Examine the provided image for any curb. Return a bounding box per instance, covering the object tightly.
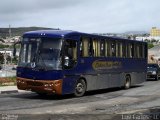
[0,90,18,94]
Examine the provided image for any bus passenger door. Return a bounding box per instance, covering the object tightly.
[63,39,78,70]
[62,39,78,94]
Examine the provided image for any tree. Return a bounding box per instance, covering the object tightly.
[12,56,18,64]
[0,53,4,64]
[6,55,11,64]
[148,43,154,49]
[151,39,156,43]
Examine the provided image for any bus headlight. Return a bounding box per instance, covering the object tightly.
[44,83,54,87]
[44,83,49,87]
[152,71,156,75]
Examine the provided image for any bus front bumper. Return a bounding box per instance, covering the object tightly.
[16,77,63,95]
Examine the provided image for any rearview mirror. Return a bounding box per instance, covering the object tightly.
[13,41,21,57]
[13,47,16,57]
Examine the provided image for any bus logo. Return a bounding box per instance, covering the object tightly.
[92,60,122,70]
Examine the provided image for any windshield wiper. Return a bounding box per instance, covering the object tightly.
[23,53,37,68]
[36,52,48,71]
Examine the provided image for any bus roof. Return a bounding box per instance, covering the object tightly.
[23,30,80,38]
[23,30,146,43]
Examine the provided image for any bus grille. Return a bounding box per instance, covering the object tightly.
[147,72,152,75]
[27,81,43,86]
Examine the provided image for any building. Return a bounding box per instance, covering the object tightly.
[150,27,160,37]
[148,45,160,65]
[136,27,160,41]
[0,49,13,57]
[0,49,20,57]
[136,36,160,41]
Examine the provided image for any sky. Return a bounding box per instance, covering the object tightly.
[0,0,160,33]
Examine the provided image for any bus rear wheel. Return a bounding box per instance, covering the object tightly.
[74,79,86,97]
[124,76,131,89]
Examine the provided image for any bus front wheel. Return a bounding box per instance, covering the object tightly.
[74,79,86,97]
[124,76,131,89]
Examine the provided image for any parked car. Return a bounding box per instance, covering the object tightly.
[147,63,160,80]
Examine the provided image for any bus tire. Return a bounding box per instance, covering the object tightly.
[155,75,159,81]
[74,79,86,97]
[124,75,131,89]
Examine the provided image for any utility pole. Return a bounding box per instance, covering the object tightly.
[9,24,13,64]
[9,24,12,38]
[4,49,7,77]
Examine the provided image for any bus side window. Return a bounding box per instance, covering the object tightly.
[122,43,126,58]
[89,39,93,56]
[80,37,91,57]
[143,44,148,58]
[136,44,141,58]
[111,41,116,57]
[139,44,143,58]
[145,44,148,59]
[142,44,146,58]
[134,43,137,58]
[64,40,77,69]
[127,43,133,58]
[100,40,105,57]
[105,40,111,57]
[93,39,100,57]
[134,43,143,58]
[116,42,122,58]
[131,43,134,58]
[137,45,140,58]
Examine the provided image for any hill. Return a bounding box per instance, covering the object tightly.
[124,31,149,35]
[0,27,59,38]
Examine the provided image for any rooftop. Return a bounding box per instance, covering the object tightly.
[23,30,80,38]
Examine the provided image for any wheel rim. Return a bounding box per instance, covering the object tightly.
[125,77,130,89]
[76,83,84,93]
[125,80,130,88]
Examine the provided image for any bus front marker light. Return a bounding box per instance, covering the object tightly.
[21,80,25,84]
[54,80,61,87]
[44,83,49,87]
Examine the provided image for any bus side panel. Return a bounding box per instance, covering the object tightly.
[98,74,110,89]
[86,73,122,91]
[85,72,146,92]
[85,75,99,91]
[62,75,79,95]
[108,73,122,88]
[130,72,146,85]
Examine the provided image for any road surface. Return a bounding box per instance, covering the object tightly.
[0,80,160,120]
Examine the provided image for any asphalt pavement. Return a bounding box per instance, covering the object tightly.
[0,81,160,120]
[0,86,24,94]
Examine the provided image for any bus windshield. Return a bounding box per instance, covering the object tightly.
[19,38,62,70]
